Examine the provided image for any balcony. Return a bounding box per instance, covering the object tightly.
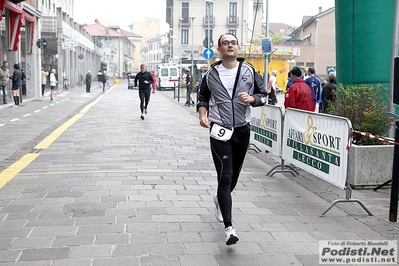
[202,16,215,28]
[226,16,239,28]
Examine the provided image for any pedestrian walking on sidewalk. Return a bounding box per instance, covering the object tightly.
[197,33,267,246]
[0,61,10,104]
[135,64,154,120]
[11,64,21,107]
[97,70,102,87]
[41,68,48,96]
[184,69,195,107]
[99,70,107,92]
[85,70,92,93]
[151,70,157,93]
[49,69,57,102]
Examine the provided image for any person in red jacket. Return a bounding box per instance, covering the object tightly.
[151,70,157,93]
[284,66,315,112]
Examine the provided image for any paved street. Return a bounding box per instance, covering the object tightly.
[0,80,398,266]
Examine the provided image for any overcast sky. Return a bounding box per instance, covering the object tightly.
[74,0,335,30]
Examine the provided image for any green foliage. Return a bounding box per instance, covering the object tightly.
[271,33,284,45]
[326,84,393,145]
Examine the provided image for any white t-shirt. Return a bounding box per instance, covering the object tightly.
[215,62,239,98]
[268,75,276,93]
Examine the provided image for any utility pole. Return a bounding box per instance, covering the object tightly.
[190,16,196,75]
[263,0,269,89]
[169,5,173,63]
[205,0,213,70]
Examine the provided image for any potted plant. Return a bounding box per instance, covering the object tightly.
[326,83,394,188]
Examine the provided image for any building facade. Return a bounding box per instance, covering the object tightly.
[165,0,263,73]
[289,7,336,77]
[39,0,102,89]
[1,0,41,100]
[82,22,142,77]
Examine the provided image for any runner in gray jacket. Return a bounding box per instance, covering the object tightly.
[197,33,267,246]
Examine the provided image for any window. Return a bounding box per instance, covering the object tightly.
[181,29,189,44]
[229,2,238,23]
[161,68,168,76]
[228,29,237,36]
[205,30,213,44]
[205,2,214,23]
[182,2,189,23]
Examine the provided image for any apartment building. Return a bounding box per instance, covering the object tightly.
[165,0,263,73]
[39,0,103,88]
[289,6,336,77]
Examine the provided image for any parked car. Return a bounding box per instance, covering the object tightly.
[127,73,136,89]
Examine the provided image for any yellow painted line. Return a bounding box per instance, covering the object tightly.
[80,100,99,114]
[34,113,83,150]
[0,154,40,189]
[0,84,119,189]
[36,84,117,149]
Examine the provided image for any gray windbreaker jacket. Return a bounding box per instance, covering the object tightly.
[197,58,267,128]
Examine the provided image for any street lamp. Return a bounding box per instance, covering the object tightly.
[314,18,319,70]
[190,16,196,76]
[178,17,184,78]
[205,0,213,69]
[169,28,173,63]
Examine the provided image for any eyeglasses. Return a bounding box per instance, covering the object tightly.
[221,40,238,46]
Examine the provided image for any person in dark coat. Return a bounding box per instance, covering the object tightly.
[321,74,337,113]
[11,64,21,108]
[85,70,92,93]
[99,70,107,92]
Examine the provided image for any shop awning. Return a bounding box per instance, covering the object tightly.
[0,0,4,21]
[4,0,24,51]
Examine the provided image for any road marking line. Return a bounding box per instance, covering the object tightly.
[35,113,83,150]
[10,118,19,122]
[0,85,118,189]
[34,110,41,113]
[0,124,5,128]
[42,106,48,109]
[23,114,31,117]
[0,153,40,189]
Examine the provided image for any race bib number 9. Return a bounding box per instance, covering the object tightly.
[210,124,234,142]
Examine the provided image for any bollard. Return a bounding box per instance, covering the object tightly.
[389,120,399,222]
[177,82,180,102]
[173,82,176,99]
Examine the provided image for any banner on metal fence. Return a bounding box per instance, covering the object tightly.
[250,105,283,156]
[281,109,352,189]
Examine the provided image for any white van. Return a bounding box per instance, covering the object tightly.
[157,63,180,90]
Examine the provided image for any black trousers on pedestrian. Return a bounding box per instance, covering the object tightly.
[41,84,45,95]
[86,83,91,92]
[210,124,250,226]
[139,88,151,113]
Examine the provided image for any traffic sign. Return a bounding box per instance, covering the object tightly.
[78,54,84,60]
[54,54,61,59]
[203,37,214,48]
[203,48,214,60]
[261,38,272,54]
[36,38,47,49]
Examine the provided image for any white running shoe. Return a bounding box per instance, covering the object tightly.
[225,226,239,245]
[213,193,223,223]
